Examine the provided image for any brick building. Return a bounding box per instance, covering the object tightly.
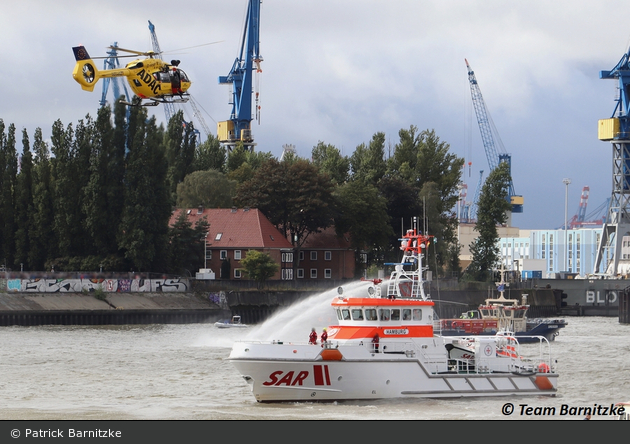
[170,207,356,280]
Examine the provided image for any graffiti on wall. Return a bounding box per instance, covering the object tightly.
[4,278,190,293]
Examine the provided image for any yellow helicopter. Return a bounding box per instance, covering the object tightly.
[72,45,192,106]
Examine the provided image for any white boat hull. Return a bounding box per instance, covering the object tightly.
[214,322,248,329]
[229,338,558,402]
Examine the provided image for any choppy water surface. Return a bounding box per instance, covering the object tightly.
[1,285,629,420]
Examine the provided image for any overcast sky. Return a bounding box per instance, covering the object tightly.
[2,0,629,231]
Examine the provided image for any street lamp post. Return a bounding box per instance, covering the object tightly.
[204,232,208,269]
[456,184,463,243]
[563,178,571,272]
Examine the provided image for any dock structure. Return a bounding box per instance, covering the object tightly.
[620,287,630,324]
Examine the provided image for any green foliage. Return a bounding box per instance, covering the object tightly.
[311,141,350,185]
[0,109,467,279]
[168,211,210,275]
[240,250,279,284]
[176,169,237,209]
[165,111,197,203]
[235,157,336,248]
[333,181,393,253]
[93,285,106,301]
[193,134,226,173]
[465,162,512,282]
[349,132,387,186]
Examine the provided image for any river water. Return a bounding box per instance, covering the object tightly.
[1,283,629,421]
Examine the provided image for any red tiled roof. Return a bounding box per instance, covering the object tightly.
[170,208,293,249]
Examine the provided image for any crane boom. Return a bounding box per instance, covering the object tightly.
[217,0,262,151]
[465,59,523,219]
[594,44,630,275]
[99,42,131,107]
[148,20,176,122]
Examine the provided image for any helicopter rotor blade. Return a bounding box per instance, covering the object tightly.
[107,46,158,56]
[161,41,224,54]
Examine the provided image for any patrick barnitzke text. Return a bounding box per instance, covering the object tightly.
[23,429,121,438]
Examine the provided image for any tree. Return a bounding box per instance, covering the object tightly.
[311,141,349,185]
[384,127,464,275]
[1,123,18,268]
[176,169,237,209]
[168,211,209,275]
[118,110,171,272]
[14,129,35,270]
[240,250,279,286]
[31,128,54,270]
[349,132,387,186]
[377,177,423,263]
[165,111,197,203]
[387,125,422,185]
[333,181,393,274]
[465,161,512,282]
[83,105,117,258]
[193,133,226,172]
[235,158,335,248]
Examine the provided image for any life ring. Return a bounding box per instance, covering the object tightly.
[537,363,550,373]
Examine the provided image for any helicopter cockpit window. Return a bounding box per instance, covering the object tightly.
[158,72,170,83]
[178,69,189,82]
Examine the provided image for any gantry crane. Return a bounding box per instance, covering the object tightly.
[148,20,210,143]
[465,59,524,226]
[217,0,262,151]
[99,42,131,108]
[594,44,630,275]
[148,21,176,123]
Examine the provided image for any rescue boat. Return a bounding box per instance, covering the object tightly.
[228,229,558,402]
[437,269,568,343]
[215,315,249,329]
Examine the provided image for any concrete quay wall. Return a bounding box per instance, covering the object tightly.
[0,282,563,326]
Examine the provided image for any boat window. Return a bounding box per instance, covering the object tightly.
[336,309,343,321]
[391,309,400,321]
[351,309,364,321]
[365,308,377,321]
[402,309,411,321]
[341,309,351,320]
[379,309,390,321]
[413,308,422,320]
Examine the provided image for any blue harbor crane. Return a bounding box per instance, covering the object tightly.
[594,44,630,275]
[99,43,131,109]
[218,0,262,151]
[148,20,176,123]
[465,59,524,225]
[148,20,206,144]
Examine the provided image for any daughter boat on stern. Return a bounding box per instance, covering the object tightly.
[228,228,558,403]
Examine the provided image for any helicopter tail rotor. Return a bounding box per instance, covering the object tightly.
[72,46,101,92]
